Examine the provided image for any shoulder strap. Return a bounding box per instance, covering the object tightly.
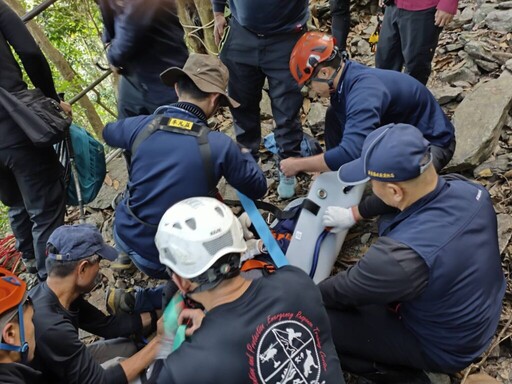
[131,115,217,196]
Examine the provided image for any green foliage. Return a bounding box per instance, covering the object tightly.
[0,203,10,238]
[21,0,118,132]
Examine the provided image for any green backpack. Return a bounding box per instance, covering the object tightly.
[58,124,106,206]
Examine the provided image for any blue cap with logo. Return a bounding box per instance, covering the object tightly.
[46,224,118,262]
[338,123,432,185]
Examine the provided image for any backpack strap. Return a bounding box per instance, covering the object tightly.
[126,115,217,228]
[241,259,276,274]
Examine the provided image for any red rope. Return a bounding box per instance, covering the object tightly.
[0,235,23,274]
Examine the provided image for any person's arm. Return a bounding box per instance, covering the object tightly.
[435,0,458,26]
[34,319,127,384]
[279,153,331,177]
[0,1,59,100]
[319,237,429,309]
[119,336,161,382]
[322,77,391,171]
[103,115,149,151]
[215,134,268,199]
[212,0,228,46]
[77,297,143,338]
[106,0,160,67]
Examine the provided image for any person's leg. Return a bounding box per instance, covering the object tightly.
[118,75,152,119]
[398,7,442,85]
[6,146,65,279]
[222,59,266,159]
[264,67,303,161]
[110,227,169,313]
[327,305,441,377]
[375,4,404,72]
[330,0,351,51]
[431,138,456,172]
[0,154,37,272]
[88,338,138,364]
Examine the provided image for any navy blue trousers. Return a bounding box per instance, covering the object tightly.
[117,74,179,119]
[375,5,442,85]
[330,0,351,51]
[219,18,304,159]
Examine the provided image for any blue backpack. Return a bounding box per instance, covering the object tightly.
[57,124,106,206]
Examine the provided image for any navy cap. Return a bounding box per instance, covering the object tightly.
[338,123,432,185]
[46,224,118,262]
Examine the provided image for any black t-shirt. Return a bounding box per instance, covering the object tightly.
[157,266,345,384]
[29,282,142,384]
[0,362,47,384]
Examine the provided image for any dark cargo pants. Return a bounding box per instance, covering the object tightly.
[0,145,66,279]
[375,5,442,85]
[330,0,351,51]
[219,18,304,160]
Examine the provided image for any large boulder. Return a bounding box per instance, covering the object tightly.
[447,72,512,171]
[89,155,128,210]
[485,9,512,32]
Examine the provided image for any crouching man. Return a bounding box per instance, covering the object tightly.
[29,224,161,384]
[154,197,345,383]
[320,124,505,383]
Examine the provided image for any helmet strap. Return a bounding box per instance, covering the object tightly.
[0,303,29,362]
[187,254,241,296]
[310,64,343,92]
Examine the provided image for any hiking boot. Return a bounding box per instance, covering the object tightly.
[110,252,134,272]
[105,287,136,315]
[22,258,37,274]
[277,172,296,199]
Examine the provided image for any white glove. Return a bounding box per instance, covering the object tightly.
[241,239,263,261]
[322,206,356,233]
[238,212,255,240]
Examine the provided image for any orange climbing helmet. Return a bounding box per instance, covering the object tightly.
[0,268,26,317]
[290,32,338,86]
[0,268,29,357]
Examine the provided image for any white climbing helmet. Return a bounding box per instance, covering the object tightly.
[156,197,247,279]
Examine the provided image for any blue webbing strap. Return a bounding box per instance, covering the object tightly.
[237,191,288,268]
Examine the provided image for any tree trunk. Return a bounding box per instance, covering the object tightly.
[5,0,105,138]
[176,0,217,55]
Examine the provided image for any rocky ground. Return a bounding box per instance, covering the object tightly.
[11,0,512,382]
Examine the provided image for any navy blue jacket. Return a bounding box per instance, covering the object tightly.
[380,176,505,371]
[324,61,455,170]
[99,0,188,95]
[212,0,308,35]
[103,105,267,268]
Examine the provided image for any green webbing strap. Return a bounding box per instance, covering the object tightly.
[163,293,187,351]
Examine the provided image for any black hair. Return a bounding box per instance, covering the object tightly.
[189,253,241,293]
[46,255,100,278]
[176,76,211,101]
[312,52,343,78]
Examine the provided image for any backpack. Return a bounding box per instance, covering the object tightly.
[57,124,106,206]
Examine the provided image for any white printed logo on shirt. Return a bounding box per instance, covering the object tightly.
[246,313,326,384]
